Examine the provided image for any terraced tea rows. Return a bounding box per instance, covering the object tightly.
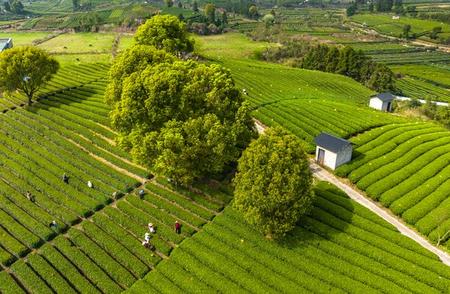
[225,60,400,151]
[0,76,230,293]
[336,122,450,250]
[129,182,450,293]
[0,63,108,112]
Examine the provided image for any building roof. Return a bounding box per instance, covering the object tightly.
[315,132,351,153]
[371,92,395,102]
[0,38,12,51]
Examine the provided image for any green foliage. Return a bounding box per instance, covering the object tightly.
[111,60,255,185]
[346,3,357,17]
[233,127,314,239]
[0,46,59,105]
[248,5,258,19]
[376,0,393,12]
[337,122,450,245]
[299,44,396,92]
[134,14,194,54]
[204,3,215,23]
[130,182,450,293]
[105,45,174,105]
[9,0,24,14]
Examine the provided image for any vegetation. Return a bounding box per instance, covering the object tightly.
[336,122,450,247]
[129,182,450,293]
[0,46,59,105]
[109,58,255,186]
[134,15,194,55]
[234,127,314,239]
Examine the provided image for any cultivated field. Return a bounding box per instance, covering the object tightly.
[0,66,231,292]
[222,58,400,151]
[129,182,450,293]
[336,122,450,250]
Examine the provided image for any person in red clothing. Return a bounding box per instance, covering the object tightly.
[175,221,181,234]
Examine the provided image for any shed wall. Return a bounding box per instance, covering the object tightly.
[315,146,338,170]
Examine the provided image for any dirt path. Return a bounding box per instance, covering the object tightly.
[310,161,450,266]
[254,119,450,266]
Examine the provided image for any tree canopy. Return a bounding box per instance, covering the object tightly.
[233,127,314,240]
[108,58,255,185]
[0,46,59,105]
[134,15,194,55]
[105,45,175,105]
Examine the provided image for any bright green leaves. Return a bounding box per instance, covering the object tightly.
[0,46,59,105]
[134,15,194,55]
[106,17,255,186]
[233,127,314,239]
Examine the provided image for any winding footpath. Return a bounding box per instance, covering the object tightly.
[310,162,450,266]
[254,119,450,266]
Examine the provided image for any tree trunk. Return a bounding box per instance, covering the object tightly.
[27,94,33,106]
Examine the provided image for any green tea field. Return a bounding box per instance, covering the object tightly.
[336,122,450,250]
[0,66,231,293]
[129,182,450,293]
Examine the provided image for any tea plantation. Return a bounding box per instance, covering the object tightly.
[337,122,450,250]
[128,182,450,293]
[0,67,231,292]
[224,59,402,151]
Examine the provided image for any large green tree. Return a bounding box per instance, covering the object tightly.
[109,60,255,185]
[105,45,174,105]
[134,15,194,55]
[233,127,314,240]
[0,46,59,105]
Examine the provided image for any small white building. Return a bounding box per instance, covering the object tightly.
[369,93,395,112]
[0,38,13,52]
[314,133,352,170]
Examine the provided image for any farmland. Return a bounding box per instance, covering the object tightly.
[37,33,115,54]
[0,65,231,292]
[196,33,450,249]
[336,122,450,250]
[129,182,450,293]
[1,2,450,292]
[350,13,450,42]
[194,34,402,151]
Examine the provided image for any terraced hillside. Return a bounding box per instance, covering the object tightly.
[224,59,401,151]
[336,122,450,250]
[0,73,231,293]
[129,182,450,293]
[0,63,108,113]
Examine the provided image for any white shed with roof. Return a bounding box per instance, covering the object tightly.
[369,92,395,112]
[314,133,352,170]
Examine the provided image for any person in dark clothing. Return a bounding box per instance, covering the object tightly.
[62,173,69,184]
[175,221,181,234]
[49,220,58,229]
[138,189,145,199]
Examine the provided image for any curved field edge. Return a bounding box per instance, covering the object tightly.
[336,122,450,251]
[127,182,450,293]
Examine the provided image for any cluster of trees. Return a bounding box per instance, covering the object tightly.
[74,12,101,32]
[3,0,24,14]
[418,12,450,25]
[395,99,450,128]
[299,45,396,92]
[186,3,228,35]
[261,42,396,92]
[106,15,255,186]
[106,15,314,239]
